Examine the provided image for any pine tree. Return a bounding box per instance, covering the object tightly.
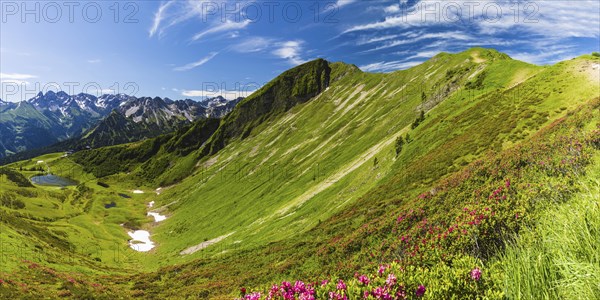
[395,135,405,155]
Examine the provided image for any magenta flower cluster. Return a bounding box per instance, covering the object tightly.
[470,268,482,281]
[265,281,316,300]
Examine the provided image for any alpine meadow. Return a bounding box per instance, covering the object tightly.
[1,1,599,299]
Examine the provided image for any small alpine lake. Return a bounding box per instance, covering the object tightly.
[30,174,78,187]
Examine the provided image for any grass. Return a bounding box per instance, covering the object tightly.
[499,159,600,300]
[0,48,598,298]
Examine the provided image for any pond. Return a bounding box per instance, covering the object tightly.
[30,174,77,187]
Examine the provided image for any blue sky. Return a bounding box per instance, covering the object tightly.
[1,0,599,102]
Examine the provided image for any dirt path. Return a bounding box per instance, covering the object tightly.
[276,130,402,216]
[180,232,235,255]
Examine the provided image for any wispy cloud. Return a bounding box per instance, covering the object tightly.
[192,20,251,41]
[173,52,219,71]
[359,60,423,73]
[356,34,401,45]
[362,31,473,53]
[0,73,37,85]
[149,1,173,38]
[233,37,309,65]
[148,0,252,42]
[87,59,102,64]
[273,41,306,65]
[336,0,358,8]
[233,37,273,53]
[0,73,37,80]
[506,43,577,65]
[344,0,600,40]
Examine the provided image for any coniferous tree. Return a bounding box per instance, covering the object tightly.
[395,135,405,155]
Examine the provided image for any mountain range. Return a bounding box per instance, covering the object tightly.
[0,92,241,159]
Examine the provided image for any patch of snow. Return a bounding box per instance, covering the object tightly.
[125,105,140,117]
[148,201,155,208]
[133,190,144,194]
[128,230,155,252]
[148,212,167,222]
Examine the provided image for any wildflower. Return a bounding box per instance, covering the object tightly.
[358,275,370,285]
[267,285,279,300]
[329,291,347,300]
[373,286,384,298]
[386,273,397,287]
[363,291,370,299]
[294,281,306,293]
[336,279,347,290]
[240,287,247,295]
[415,285,426,297]
[299,292,315,300]
[396,287,407,299]
[378,264,387,276]
[245,292,261,300]
[321,279,329,286]
[471,268,482,281]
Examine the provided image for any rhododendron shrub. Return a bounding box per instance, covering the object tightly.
[239,258,503,299]
[238,102,599,299]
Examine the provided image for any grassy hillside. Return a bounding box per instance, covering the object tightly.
[0,48,598,298]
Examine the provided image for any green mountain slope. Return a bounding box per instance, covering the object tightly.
[0,48,598,299]
[79,110,179,148]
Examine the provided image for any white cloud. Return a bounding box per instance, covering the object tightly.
[0,73,37,80]
[234,37,273,53]
[148,1,252,41]
[403,50,442,61]
[363,31,473,52]
[506,43,577,65]
[173,52,219,71]
[182,88,258,99]
[344,0,600,40]
[384,4,400,14]
[87,59,101,64]
[0,73,37,86]
[273,40,306,65]
[476,0,600,38]
[359,60,423,72]
[149,1,173,37]
[192,19,251,41]
[336,0,358,8]
[356,34,401,45]
[233,37,310,65]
